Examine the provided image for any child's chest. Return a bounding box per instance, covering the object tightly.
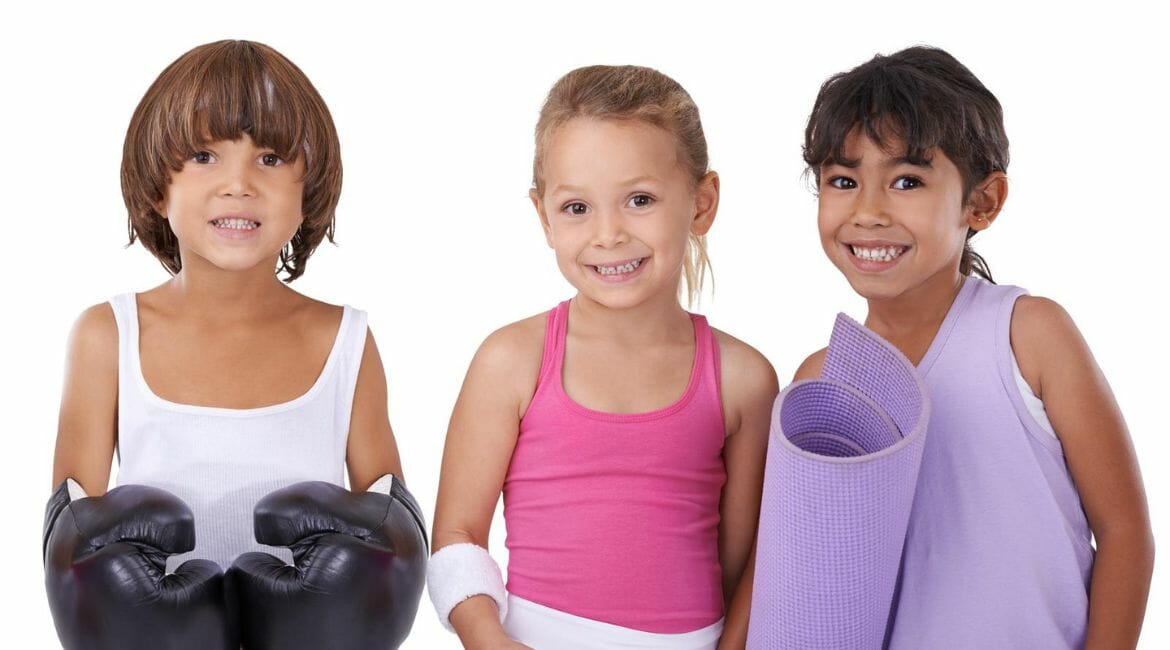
[561,337,695,414]
[137,316,337,409]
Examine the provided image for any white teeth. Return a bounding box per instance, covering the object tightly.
[850,245,906,262]
[212,218,259,230]
[593,258,643,275]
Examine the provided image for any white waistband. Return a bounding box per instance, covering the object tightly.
[503,594,723,649]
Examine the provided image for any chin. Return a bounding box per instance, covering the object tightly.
[840,273,903,302]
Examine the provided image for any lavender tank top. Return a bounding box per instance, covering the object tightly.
[888,277,1094,648]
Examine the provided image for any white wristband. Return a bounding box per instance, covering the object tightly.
[427,543,508,632]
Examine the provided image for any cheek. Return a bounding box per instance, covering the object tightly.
[816,205,837,243]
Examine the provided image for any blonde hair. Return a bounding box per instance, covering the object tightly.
[533,65,713,305]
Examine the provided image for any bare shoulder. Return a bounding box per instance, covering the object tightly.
[711,329,777,389]
[711,328,779,434]
[1010,295,1077,341]
[475,311,548,367]
[449,308,554,437]
[68,302,119,366]
[793,347,828,381]
[1009,295,1085,398]
[54,302,120,490]
[294,294,347,336]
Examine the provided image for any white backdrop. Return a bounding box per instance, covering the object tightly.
[2,1,1165,647]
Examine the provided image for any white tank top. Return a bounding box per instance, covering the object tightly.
[109,293,368,570]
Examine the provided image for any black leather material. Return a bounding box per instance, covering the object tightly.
[227,476,428,650]
[42,480,238,650]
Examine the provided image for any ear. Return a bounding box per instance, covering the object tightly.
[691,171,720,236]
[153,190,170,220]
[965,171,1008,232]
[530,188,554,248]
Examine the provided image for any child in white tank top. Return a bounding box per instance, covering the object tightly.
[51,40,405,570]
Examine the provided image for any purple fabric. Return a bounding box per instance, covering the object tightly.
[886,277,1092,648]
[748,314,930,649]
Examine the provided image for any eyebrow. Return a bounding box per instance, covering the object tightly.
[549,175,662,195]
[823,155,933,170]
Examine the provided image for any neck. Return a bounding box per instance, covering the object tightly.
[161,260,294,321]
[570,287,692,345]
[864,269,966,343]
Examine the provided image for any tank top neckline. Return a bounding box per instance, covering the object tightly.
[121,292,353,418]
[914,276,978,377]
[548,299,712,423]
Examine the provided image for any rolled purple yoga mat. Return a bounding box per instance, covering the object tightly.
[747,314,930,649]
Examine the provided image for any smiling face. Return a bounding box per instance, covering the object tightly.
[532,118,716,311]
[817,128,989,303]
[157,134,306,276]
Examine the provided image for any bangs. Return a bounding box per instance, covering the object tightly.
[804,65,954,173]
[148,41,326,171]
[802,47,1008,193]
[122,40,343,282]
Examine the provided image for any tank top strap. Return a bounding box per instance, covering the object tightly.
[331,305,369,432]
[107,293,141,403]
[688,312,725,429]
[536,300,571,387]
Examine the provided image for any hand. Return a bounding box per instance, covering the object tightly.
[227,474,428,650]
[42,479,237,650]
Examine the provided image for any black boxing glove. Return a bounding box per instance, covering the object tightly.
[227,474,428,650]
[42,479,237,650]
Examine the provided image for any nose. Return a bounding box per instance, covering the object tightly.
[218,157,257,199]
[851,184,891,228]
[591,207,629,248]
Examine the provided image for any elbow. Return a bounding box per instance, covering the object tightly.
[1095,521,1155,569]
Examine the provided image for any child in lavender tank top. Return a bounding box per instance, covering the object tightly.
[787,46,1153,648]
[427,66,778,649]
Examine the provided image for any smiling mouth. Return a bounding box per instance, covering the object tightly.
[211,217,260,230]
[849,244,908,262]
[591,258,645,276]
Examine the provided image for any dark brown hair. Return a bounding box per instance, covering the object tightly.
[803,46,1008,281]
[533,65,712,305]
[121,40,342,282]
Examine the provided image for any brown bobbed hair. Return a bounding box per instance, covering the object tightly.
[803,46,1009,282]
[121,40,342,282]
[533,65,713,305]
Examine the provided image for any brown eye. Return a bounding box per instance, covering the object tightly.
[827,176,856,190]
[892,176,923,190]
[261,153,282,166]
[628,194,653,208]
[192,151,213,164]
[564,202,588,216]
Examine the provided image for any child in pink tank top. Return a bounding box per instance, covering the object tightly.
[428,66,779,649]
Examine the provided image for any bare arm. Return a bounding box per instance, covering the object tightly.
[433,318,544,650]
[1012,297,1153,649]
[52,304,120,495]
[718,348,821,649]
[346,329,404,492]
[715,332,778,649]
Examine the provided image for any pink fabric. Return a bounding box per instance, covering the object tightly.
[503,300,727,633]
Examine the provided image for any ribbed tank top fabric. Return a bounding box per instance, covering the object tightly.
[109,293,368,571]
[503,300,727,633]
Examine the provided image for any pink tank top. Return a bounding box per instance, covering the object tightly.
[503,300,727,633]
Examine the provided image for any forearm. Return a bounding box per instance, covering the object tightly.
[450,595,512,649]
[717,547,755,650]
[1083,527,1154,649]
[431,530,515,649]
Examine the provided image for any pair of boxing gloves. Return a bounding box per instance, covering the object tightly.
[42,474,428,650]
